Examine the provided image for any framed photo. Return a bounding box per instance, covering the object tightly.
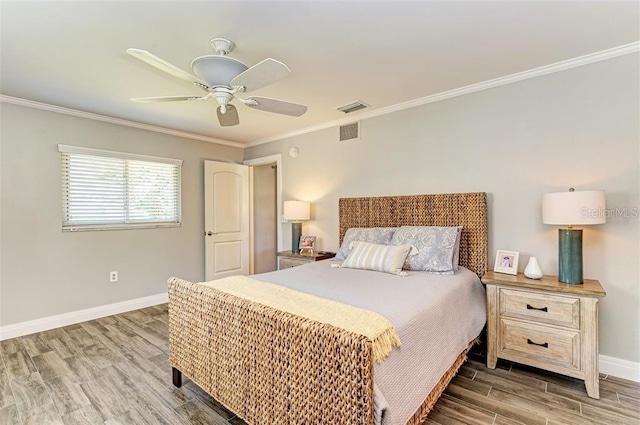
[494,250,519,275]
[299,236,316,253]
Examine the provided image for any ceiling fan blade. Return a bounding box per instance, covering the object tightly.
[230,58,291,93]
[127,48,207,88]
[246,97,307,117]
[131,95,208,103]
[217,104,240,126]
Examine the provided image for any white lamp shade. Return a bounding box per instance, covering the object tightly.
[542,190,606,226]
[283,201,310,221]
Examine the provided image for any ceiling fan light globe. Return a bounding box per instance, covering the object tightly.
[191,56,248,87]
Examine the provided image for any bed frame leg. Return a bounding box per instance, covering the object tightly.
[172,367,182,388]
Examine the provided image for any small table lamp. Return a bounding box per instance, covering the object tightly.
[542,188,606,284]
[283,200,310,252]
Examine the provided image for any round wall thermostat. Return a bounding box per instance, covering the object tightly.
[289,146,299,158]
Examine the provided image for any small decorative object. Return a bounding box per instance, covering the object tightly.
[283,200,310,251]
[494,250,519,275]
[299,236,316,254]
[542,188,606,284]
[524,256,543,279]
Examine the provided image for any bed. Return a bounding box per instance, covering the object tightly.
[168,192,488,425]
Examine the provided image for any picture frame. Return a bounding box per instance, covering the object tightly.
[299,236,316,254]
[494,250,519,275]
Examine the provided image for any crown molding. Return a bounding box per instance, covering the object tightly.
[246,41,640,147]
[0,95,243,149]
[3,42,637,149]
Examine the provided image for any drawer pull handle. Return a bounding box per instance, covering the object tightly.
[527,338,549,348]
[526,304,548,312]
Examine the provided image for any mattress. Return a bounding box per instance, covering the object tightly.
[254,260,487,425]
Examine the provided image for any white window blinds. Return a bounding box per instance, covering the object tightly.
[58,145,182,231]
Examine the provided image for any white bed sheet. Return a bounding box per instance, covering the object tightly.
[254,260,487,425]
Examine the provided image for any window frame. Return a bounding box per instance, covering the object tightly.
[58,144,183,232]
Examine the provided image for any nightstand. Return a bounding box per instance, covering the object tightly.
[482,271,606,399]
[277,251,336,270]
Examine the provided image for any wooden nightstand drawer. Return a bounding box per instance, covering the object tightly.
[483,271,605,399]
[276,251,336,270]
[278,257,311,269]
[500,288,580,329]
[499,318,581,372]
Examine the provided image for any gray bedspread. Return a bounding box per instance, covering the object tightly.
[254,260,487,425]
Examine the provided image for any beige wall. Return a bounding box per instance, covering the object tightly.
[245,54,640,363]
[253,163,277,273]
[0,103,243,326]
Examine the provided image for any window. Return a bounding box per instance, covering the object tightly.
[58,145,182,231]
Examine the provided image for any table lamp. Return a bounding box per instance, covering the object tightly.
[283,200,310,252]
[542,188,606,284]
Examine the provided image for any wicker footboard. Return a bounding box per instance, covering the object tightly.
[168,277,375,425]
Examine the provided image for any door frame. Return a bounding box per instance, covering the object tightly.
[243,154,283,275]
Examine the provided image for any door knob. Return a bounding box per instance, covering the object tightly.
[205,231,213,236]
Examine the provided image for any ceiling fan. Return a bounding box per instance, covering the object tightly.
[126,38,307,126]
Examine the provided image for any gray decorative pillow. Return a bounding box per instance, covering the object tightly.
[334,227,397,262]
[390,226,460,274]
[453,226,463,270]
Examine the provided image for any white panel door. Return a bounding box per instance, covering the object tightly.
[204,161,249,281]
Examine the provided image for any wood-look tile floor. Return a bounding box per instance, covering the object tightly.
[1,305,638,425]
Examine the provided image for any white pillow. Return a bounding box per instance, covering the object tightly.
[340,241,411,276]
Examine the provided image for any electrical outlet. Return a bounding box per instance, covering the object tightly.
[109,271,118,282]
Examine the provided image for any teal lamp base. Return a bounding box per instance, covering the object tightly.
[291,222,302,252]
[558,228,583,284]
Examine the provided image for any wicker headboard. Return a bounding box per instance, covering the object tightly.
[339,192,488,277]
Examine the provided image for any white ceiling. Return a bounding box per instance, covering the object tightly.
[1,1,638,146]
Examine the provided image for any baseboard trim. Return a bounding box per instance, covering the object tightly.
[2,295,638,383]
[600,355,640,382]
[0,292,168,341]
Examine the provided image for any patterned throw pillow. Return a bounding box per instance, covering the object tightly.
[340,241,412,276]
[390,226,460,274]
[453,226,463,270]
[334,227,397,262]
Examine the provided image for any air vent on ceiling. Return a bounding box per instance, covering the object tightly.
[336,100,369,114]
[339,122,360,142]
